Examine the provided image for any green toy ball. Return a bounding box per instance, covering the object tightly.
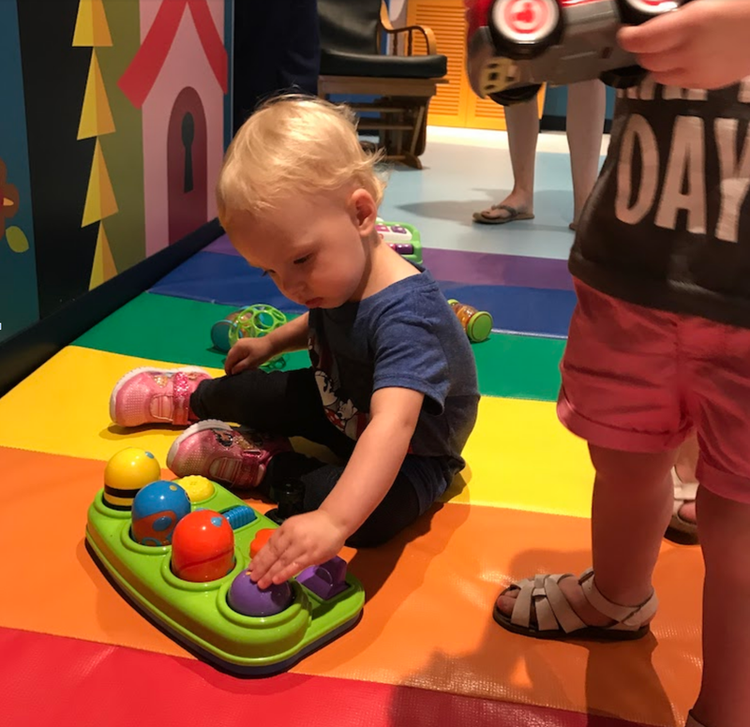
[210,304,288,369]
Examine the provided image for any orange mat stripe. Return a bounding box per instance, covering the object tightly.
[0,446,701,726]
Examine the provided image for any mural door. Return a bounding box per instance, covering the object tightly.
[167,87,207,244]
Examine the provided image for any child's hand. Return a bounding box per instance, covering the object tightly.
[224,337,275,375]
[248,511,348,588]
[618,0,750,90]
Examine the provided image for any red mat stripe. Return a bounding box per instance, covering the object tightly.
[1,627,646,727]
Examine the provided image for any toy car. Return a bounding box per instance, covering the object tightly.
[466,0,690,106]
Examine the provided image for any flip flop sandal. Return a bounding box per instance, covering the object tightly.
[666,466,699,545]
[493,569,658,642]
[472,204,535,225]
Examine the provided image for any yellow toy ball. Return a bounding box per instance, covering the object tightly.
[103,447,162,511]
[175,475,215,503]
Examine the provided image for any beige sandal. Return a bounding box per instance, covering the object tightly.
[666,466,699,545]
[493,568,658,641]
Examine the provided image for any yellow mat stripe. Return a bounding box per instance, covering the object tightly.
[0,346,594,518]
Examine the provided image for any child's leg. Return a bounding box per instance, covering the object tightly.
[692,487,750,727]
[191,368,318,435]
[496,281,687,636]
[263,452,424,547]
[589,446,674,605]
[191,367,352,455]
[167,368,355,488]
[497,445,674,626]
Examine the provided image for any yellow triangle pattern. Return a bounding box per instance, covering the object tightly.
[78,51,115,140]
[89,222,117,290]
[82,139,119,227]
[73,0,113,47]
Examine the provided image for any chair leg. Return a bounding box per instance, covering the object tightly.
[413,98,430,156]
[409,102,428,158]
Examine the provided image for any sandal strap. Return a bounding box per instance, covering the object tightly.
[510,574,587,634]
[672,467,699,507]
[541,574,588,633]
[580,569,659,629]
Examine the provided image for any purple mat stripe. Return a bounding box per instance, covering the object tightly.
[204,234,574,291]
[423,248,573,290]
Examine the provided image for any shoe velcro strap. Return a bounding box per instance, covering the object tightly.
[171,372,192,426]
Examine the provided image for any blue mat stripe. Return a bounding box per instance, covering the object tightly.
[150,252,575,338]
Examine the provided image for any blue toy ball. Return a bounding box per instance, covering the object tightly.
[210,318,234,353]
[131,480,191,546]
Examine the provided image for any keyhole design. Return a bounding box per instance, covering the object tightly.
[182,113,195,193]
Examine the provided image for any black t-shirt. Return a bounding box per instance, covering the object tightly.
[571,76,750,328]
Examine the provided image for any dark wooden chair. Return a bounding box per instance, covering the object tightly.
[317,0,448,168]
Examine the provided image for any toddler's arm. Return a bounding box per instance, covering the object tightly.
[619,0,750,90]
[224,313,309,374]
[249,386,424,587]
[263,312,310,355]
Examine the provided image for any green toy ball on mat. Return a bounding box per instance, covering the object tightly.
[227,304,287,347]
[211,304,288,369]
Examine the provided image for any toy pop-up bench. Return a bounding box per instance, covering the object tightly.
[86,448,365,676]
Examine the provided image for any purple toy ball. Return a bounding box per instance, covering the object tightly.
[228,570,293,617]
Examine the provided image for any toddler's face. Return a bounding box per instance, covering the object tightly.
[229,190,373,309]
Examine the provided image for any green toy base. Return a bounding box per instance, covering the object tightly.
[85,482,365,675]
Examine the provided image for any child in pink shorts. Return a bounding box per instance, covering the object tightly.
[489,3,750,727]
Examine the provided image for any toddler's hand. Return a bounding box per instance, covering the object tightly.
[248,511,348,589]
[618,0,750,90]
[224,336,275,375]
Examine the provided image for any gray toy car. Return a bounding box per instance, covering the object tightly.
[466,0,690,105]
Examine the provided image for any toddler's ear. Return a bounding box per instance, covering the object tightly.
[349,188,378,236]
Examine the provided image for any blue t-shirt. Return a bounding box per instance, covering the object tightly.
[307,268,480,512]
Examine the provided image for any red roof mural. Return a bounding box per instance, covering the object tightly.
[118,0,228,109]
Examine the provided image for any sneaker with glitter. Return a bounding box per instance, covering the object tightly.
[166,420,292,489]
[109,367,212,427]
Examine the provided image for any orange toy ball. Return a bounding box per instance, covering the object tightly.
[171,510,235,582]
[250,528,275,559]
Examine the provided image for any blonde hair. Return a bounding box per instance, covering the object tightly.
[216,95,386,230]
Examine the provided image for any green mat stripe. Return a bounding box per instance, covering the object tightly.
[75,292,564,401]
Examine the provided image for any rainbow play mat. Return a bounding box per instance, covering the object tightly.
[0,225,703,726]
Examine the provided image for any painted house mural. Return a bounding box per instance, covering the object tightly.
[0,0,229,345]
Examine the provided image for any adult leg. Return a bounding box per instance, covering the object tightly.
[279,0,321,96]
[566,80,606,228]
[474,97,539,222]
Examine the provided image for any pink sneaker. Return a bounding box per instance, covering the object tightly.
[166,420,292,489]
[109,366,212,427]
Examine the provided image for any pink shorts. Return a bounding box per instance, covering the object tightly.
[558,280,750,504]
